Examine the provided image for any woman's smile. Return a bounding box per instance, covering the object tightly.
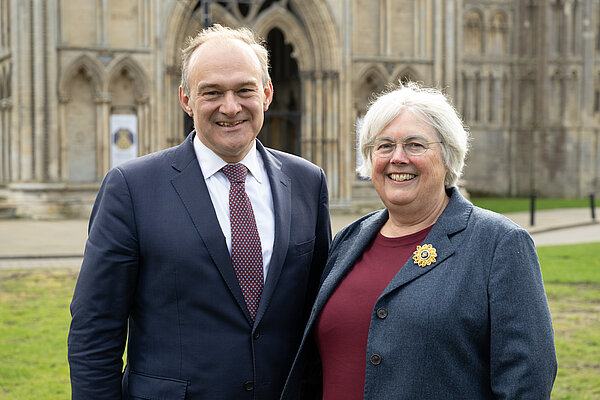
[388,173,416,183]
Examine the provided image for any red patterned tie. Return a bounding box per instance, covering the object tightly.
[222,163,263,320]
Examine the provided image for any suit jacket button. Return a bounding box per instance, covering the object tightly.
[376,308,388,319]
[253,330,260,340]
[370,354,382,365]
[244,381,254,391]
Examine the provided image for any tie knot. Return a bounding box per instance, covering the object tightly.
[222,163,248,183]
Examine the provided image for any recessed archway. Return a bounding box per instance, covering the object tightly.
[259,28,301,155]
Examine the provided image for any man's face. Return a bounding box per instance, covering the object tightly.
[179,38,273,162]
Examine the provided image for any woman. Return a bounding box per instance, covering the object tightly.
[282,82,557,399]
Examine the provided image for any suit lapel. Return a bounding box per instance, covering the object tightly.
[253,142,291,325]
[170,133,251,323]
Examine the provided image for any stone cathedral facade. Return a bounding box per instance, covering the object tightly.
[0,0,599,217]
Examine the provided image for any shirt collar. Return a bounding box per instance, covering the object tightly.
[193,133,263,183]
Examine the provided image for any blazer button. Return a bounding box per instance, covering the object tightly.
[376,308,388,319]
[253,330,260,340]
[370,354,382,365]
[243,381,254,391]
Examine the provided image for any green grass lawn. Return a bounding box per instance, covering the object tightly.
[537,243,600,400]
[471,196,599,214]
[0,243,599,399]
[0,268,76,399]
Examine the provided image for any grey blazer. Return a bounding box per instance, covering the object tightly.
[282,187,557,399]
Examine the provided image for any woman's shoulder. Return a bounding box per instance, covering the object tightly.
[471,205,521,227]
[467,205,530,241]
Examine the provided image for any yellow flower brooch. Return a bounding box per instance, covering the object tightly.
[413,244,437,267]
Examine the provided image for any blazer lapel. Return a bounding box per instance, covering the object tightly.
[381,187,471,296]
[253,142,291,324]
[305,188,471,329]
[380,229,455,296]
[170,133,251,323]
[306,210,388,328]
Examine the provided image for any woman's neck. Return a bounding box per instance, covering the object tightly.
[381,191,450,238]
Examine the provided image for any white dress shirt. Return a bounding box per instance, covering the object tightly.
[193,135,274,282]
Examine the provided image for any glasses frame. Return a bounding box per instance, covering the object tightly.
[367,135,443,157]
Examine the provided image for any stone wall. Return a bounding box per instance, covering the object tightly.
[0,0,599,218]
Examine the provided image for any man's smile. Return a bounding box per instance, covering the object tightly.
[216,120,245,127]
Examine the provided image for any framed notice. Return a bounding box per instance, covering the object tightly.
[110,114,138,168]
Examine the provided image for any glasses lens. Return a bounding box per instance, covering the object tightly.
[403,136,429,156]
[371,139,396,157]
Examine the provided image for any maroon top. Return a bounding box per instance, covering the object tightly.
[316,226,433,400]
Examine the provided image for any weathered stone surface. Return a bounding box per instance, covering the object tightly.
[0,1,598,218]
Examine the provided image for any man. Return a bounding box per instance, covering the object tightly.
[68,24,331,399]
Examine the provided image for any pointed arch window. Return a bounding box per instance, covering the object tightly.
[488,12,508,55]
[465,10,484,55]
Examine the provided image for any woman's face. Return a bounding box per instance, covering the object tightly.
[370,110,448,216]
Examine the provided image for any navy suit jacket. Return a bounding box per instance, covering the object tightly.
[282,187,556,399]
[68,132,331,399]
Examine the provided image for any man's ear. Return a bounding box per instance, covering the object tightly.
[263,80,274,111]
[179,86,193,116]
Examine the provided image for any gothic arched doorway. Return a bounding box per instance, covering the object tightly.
[260,28,301,156]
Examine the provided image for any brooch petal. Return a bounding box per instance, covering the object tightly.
[413,244,437,267]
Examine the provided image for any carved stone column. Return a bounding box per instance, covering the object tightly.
[0,98,12,183]
[137,96,150,155]
[96,92,111,180]
[57,93,69,181]
[300,71,314,162]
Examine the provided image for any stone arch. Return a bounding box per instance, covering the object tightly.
[464,8,484,55]
[211,6,242,28]
[60,60,99,182]
[164,0,200,70]
[58,54,103,100]
[354,64,389,116]
[256,25,303,155]
[352,65,388,180]
[105,56,152,157]
[164,0,341,127]
[163,0,343,197]
[253,4,313,71]
[289,0,339,71]
[105,56,149,100]
[391,66,422,85]
[488,11,508,55]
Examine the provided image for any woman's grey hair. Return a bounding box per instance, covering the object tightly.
[356,81,470,188]
[180,24,271,95]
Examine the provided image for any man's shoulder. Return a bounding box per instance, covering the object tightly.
[263,147,322,172]
[116,139,191,173]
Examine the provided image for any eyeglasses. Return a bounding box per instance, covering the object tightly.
[367,136,443,157]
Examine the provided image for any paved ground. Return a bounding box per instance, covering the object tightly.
[332,207,600,247]
[0,207,598,269]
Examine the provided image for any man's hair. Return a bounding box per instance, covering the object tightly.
[180,24,271,95]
